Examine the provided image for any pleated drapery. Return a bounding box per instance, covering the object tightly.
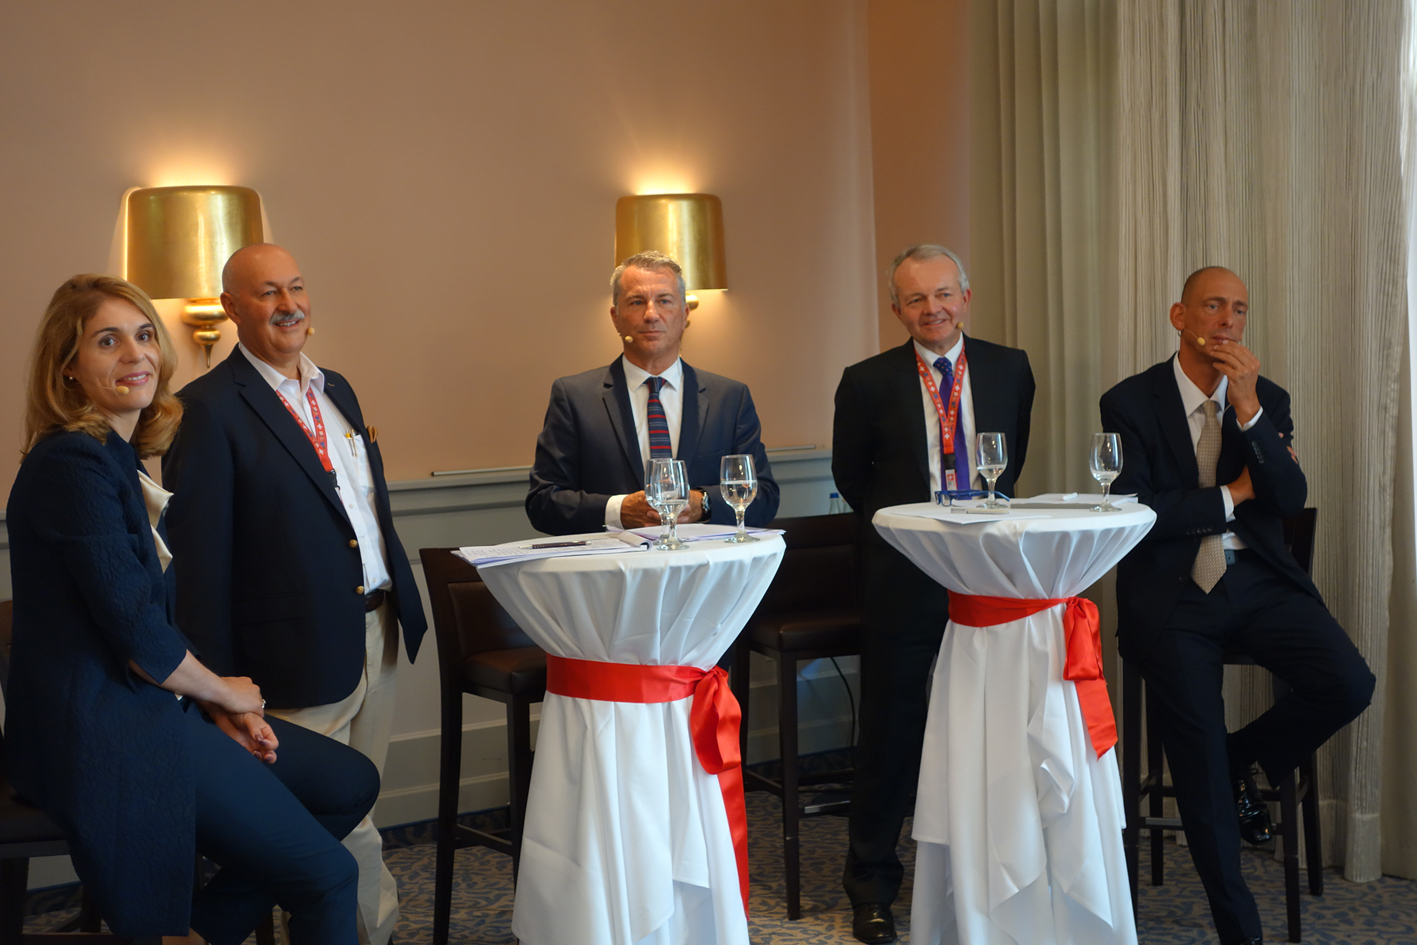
[972,0,1407,882]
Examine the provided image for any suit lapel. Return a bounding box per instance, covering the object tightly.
[602,360,643,481]
[677,361,706,463]
[228,353,348,519]
[1152,360,1200,484]
[890,341,931,488]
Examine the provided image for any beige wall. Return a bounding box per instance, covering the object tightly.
[0,0,884,490]
[867,0,972,351]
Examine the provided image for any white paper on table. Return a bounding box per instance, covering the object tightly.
[612,523,786,542]
[457,534,647,567]
[888,501,1052,524]
[1011,492,1139,509]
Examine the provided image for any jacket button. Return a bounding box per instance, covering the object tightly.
[356,585,365,595]
[349,539,359,548]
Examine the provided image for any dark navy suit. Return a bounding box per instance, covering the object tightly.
[162,349,427,709]
[1101,359,1374,944]
[526,357,779,535]
[6,430,376,942]
[832,335,1035,908]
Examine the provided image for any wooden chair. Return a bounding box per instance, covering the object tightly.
[730,513,863,919]
[1121,508,1323,943]
[419,549,547,945]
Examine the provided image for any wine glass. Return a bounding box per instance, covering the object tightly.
[720,454,760,543]
[644,458,675,549]
[976,433,1008,509]
[646,459,690,550]
[1090,433,1123,511]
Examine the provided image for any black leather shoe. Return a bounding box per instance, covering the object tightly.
[1233,938,1262,945]
[1234,767,1273,845]
[852,902,897,944]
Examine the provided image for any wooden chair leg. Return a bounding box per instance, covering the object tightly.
[778,654,801,921]
[1279,772,1301,942]
[433,687,464,945]
[1300,752,1323,896]
[507,698,534,882]
[0,858,29,945]
[1121,660,1142,912]
[1146,694,1166,887]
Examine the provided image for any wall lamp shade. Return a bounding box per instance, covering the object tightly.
[124,185,264,367]
[615,194,726,309]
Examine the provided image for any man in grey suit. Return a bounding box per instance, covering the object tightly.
[526,250,779,535]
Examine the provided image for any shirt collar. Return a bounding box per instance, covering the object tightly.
[1172,353,1227,418]
[239,343,325,397]
[621,355,684,392]
[914,334,965,370]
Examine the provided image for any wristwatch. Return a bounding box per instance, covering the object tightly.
[699,489,712,519]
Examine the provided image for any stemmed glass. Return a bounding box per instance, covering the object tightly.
[645,458,691,550]
[720,454,760,543]
[976,433,1008,509]
[1090,432,1123,512]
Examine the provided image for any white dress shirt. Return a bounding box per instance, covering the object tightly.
[915,338,980,494]
[605,356,686,528]
[1171,354,1263,551]
[239,344,391,590]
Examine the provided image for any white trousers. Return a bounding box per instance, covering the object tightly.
[269,602,400,945]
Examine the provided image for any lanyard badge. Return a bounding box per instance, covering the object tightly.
[915,350,968,492]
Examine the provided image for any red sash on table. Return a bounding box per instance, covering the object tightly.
[948,594,1117,758]
[545,654,749,915]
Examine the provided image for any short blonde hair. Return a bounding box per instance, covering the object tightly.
[24,274,182,459]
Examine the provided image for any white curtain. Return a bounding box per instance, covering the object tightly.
[975,0,1408,881]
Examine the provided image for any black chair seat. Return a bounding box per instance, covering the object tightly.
[0,781,64,851]
[748,610,862,653]
[463,648,548,696]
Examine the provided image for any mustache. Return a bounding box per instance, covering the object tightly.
[269,310,306,327]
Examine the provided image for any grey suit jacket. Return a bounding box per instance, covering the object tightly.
[526,358,779,535]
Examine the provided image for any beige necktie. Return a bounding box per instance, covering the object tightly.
[1191,399,1226,592]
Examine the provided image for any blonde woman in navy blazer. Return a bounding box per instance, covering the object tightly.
[6,274,378,943]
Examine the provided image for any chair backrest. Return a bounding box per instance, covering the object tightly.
[753,512,860,615]
[1282,507,1318,577]
[419,549,536,676]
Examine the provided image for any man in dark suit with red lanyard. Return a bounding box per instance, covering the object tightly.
[832,244,1035,944]
[164,243,427,945]
[1100,266,1373,945]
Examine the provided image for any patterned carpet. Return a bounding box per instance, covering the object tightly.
[25,789,1417,943]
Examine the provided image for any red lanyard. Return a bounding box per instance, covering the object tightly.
[278,387,335,475]
[915,349,967,459]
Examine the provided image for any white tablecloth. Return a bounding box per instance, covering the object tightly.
[478,536,784,945]
[873,503,1155,945]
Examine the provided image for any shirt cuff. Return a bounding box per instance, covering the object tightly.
[605,494,627,529]
[1238,405,1264,431]
[1220,485,1236,522]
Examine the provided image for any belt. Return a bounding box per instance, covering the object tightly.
[364,588,388,612]
[1223,548,1261,565]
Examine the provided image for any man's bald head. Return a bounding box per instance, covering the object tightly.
[219,243,312,378]
[1180,266,1240,305]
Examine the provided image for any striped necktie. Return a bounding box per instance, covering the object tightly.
[1191,399,1227,592]
[646,376,672,458]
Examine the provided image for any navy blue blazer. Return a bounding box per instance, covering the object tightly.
[6,430,194,933]
[526,358,780,536]
[1100,358,1319,659]
[162,350,427,709]
[832,336,1036,634]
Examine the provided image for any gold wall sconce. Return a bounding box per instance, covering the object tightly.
[124,185,264,367]
[614,193,727,310]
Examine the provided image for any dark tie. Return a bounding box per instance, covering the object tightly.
[1191,400,1226,592]
[934,357,971,491]
[646,376,672,458]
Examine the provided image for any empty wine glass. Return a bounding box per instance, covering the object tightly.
[646,458,690,550]
[1090,433,1123,512]
[976,433,1008,509]
[720,454,760,543]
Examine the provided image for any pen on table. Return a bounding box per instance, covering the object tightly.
[530,540,590,549]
